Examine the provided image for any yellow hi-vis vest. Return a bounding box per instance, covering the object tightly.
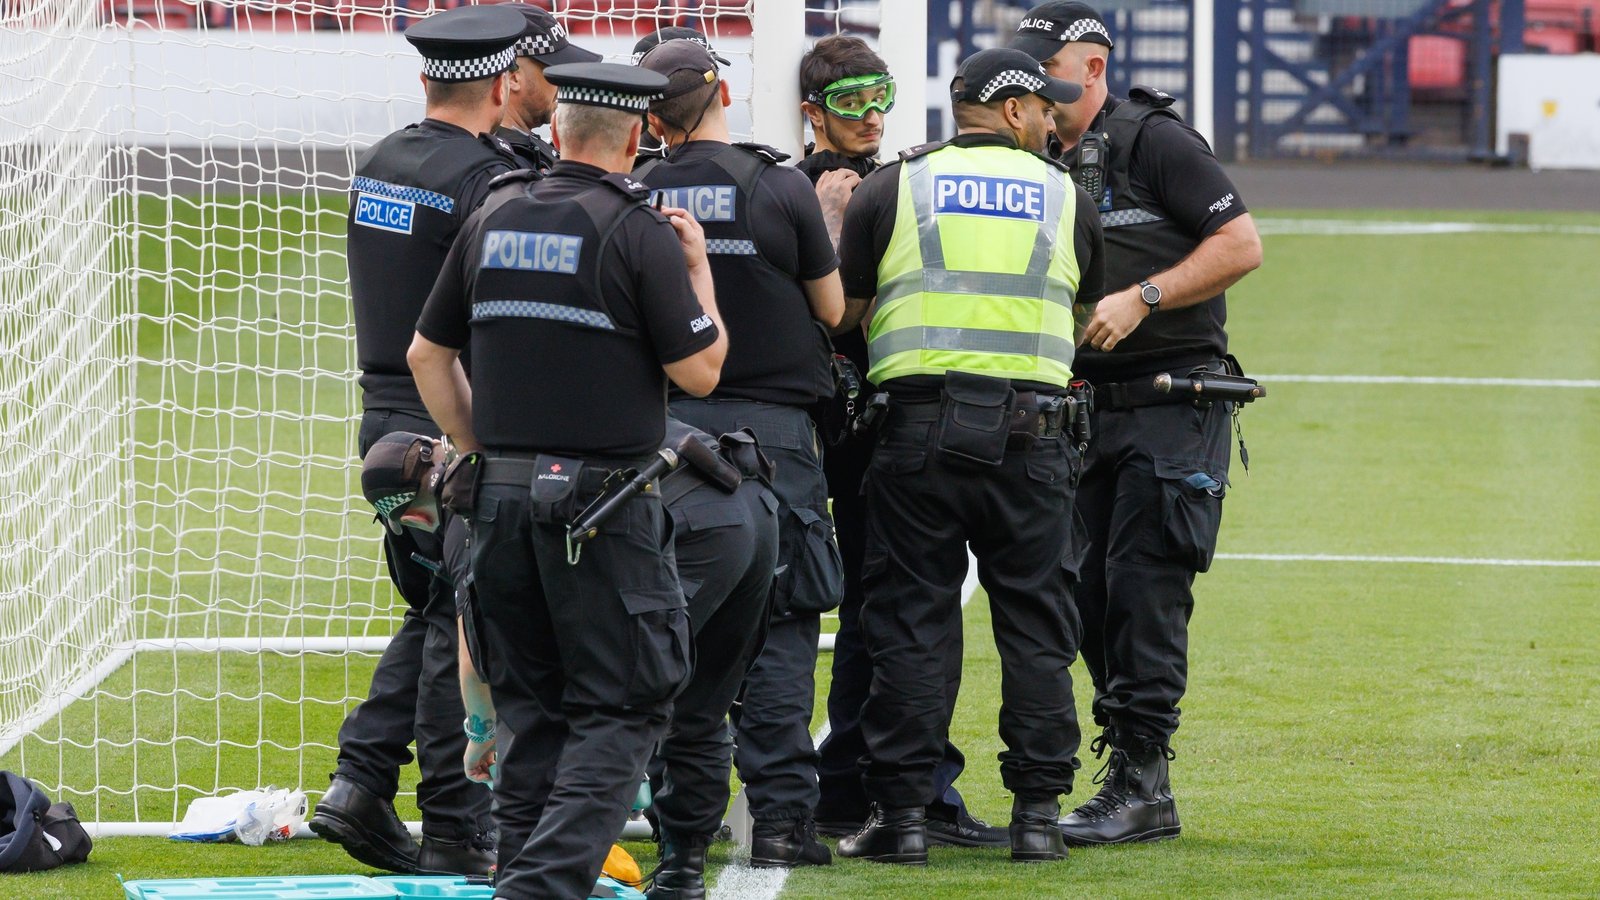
[866,142,1081,389]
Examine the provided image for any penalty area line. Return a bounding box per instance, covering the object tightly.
[1257,374,1600,389]
[1218,553,1600,568]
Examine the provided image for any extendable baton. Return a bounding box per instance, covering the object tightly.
[565,448,679,563]
[1153,371,1267,404]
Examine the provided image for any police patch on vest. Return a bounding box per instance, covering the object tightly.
[353,193,416,234]
[648,185,737,222]
[480,230,583,274]
[932,175,1045,222]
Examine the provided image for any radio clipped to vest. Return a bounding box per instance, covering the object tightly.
[1071,130,1109,209]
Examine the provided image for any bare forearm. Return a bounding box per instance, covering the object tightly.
[836,295,874,334]
[456,618,494,724]
[408,336,478,451]
[1127,214,1263,311]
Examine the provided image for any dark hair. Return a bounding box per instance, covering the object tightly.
[649,80,719,136]
[423,74,496,109]
[799,35,890,100]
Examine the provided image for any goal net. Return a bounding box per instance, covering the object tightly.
[0,0,922,834]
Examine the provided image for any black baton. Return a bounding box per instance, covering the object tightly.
[1154,371,1267,404]
[567,449,680,547]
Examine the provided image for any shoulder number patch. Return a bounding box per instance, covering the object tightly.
[932,175,1045,222]
[353,192,416,234]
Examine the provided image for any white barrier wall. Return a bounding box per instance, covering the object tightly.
[1496,54,1600,171]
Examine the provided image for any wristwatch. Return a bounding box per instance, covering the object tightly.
[1138,279,1161,313]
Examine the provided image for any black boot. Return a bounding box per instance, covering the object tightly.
[836,804,927,866]
[1058,739,1180,845]
[417,831,497,876]
[1009,796,1068,863]
[750,818,832,868]
[647,832,709,900]
[308,776,419,873]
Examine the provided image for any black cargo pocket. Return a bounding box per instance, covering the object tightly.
[773,505,845,616]
[870,441,928,477]
[621,588,693,707]
[1024,439,1073,486]
[1154,457,1226,572]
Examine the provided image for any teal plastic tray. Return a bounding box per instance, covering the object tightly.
[372,877,493,899]
[124,875,398,899]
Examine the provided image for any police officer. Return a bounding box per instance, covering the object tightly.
[796,36,1005,850]
[633,38,848,869]
[1009,0,1264,845]
[497,4,600,173]
[833,48,1104,866]
[407,62,728,899]
[310,4,524,877]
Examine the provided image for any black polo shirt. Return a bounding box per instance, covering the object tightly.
[1069,96,1249,381]
[417,161,718,458]
[837,132,1105,394]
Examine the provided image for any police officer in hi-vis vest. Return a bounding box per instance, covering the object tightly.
[833,48,1104,866]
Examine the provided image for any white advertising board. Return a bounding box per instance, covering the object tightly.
[1496,54,1600,171]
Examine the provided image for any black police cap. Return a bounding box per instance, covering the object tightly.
[545,62,670,113]
[404,5,525,83]
[1010,0,1115,62]
[631,26,731,66]
[510,4,601,66]
[950,47,1084,105]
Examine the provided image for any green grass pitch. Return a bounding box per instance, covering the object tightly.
[3,203,1599,898]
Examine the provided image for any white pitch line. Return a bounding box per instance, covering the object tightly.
[709,552,983,900]
[1218,553,1600,568]
[1256,218,1600,237]
[1256,374,1600,389]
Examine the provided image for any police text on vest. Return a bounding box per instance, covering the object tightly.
[648,185,737,222]
[353,194,415,235]
[933,175,1046,222]
[480,230,583,274]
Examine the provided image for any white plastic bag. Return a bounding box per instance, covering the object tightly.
[233,788,308,846]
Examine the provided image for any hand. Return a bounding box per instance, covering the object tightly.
[464,734,497,785]
[814,169,861,219]
[1079,286,1152,352]
[661,206,708,271]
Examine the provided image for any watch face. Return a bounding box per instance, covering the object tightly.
[1141,282,1160,305]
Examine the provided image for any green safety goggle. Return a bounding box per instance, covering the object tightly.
[808,73,896,120]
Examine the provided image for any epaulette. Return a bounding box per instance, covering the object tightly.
[488,168,541,191]
[601,172,652,201]
[732,141,790,164]
[1127,85,1176,109]
[1030,150,1071,173]
[479,132,520,164]
[898,140,949,162]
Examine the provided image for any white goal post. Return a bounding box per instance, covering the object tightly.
[0,0,925,837]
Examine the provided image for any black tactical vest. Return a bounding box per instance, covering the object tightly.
[348,121,515,413]
[466,171,672,457]
[1069,87,1229,380]
[637,143,834,406]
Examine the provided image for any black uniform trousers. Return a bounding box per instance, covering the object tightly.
[859,409,1083,808]
[469,472,690,900]
[1073,387,1232,749]
[815,434,971,826]
[648,475,781,839]
[335,408,489,841]
[668,398,843,824]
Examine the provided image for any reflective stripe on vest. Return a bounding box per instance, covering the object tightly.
[867,144,1081,388]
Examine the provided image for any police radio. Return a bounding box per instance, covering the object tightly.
[1071,131,1109,206]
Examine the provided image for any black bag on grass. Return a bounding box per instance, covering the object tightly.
[0,771,92,873]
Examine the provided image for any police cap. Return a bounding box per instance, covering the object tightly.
[1010,0,1115,62]
[631,26,731,66]
[510,4,601,66]
[950,48,1084,105]
[637,39,720,102]
[545,62,670,113]
[361,432,442,534]
[405,5,525,84]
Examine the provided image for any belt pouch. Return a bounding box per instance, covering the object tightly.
[439,451,484,518]
[935,371,1015,467]
[529,454,585,525]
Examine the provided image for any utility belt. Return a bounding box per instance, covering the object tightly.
[659,429,775,507]
[479,452,633,527]
[879,371,1081,467]
[1089,356,1263,412]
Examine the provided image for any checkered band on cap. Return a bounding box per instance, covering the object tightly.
[373,491,417,519]
[517,29,564,58]
[422,46,515,83]
[979,69,1047,102]
[557,84,654,112]
[1062,18,1111,42]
